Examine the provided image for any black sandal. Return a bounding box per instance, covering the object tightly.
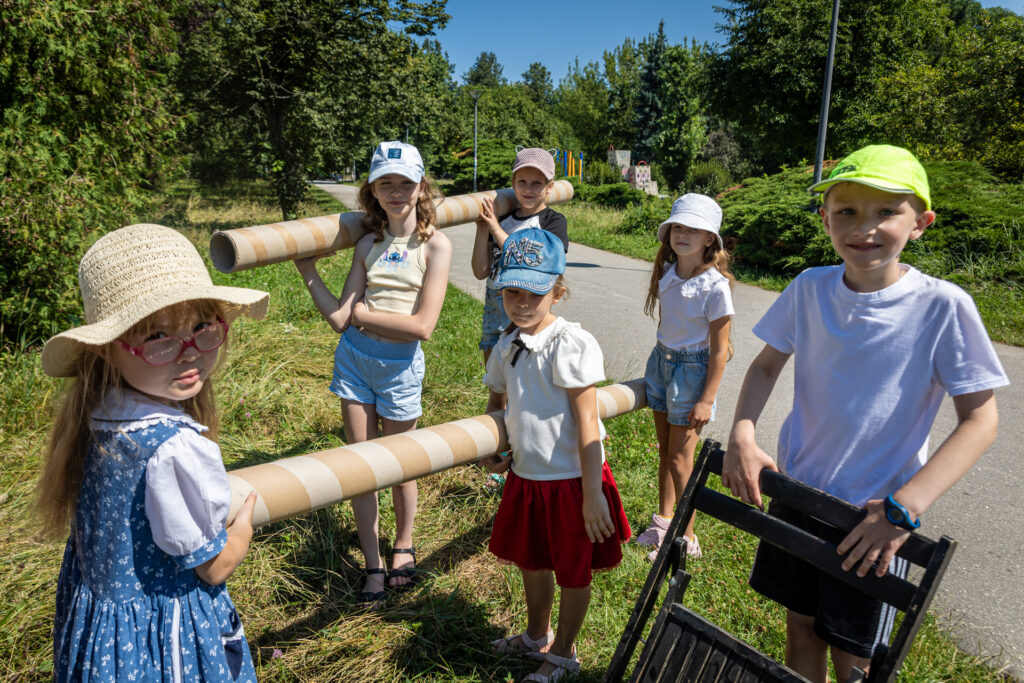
[387,547,419,591]
[358,567,387,609]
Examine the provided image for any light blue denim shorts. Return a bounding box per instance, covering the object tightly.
[644,343,715,426]
[479,285,512,351]
[330,327,424,422]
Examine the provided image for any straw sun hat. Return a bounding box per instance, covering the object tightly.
[41,224,269,378]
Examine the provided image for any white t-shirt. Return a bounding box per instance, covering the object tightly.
[657,266,734,351]
[754,264,1009,506]
[483,316,606,480]
[91,387,231,561]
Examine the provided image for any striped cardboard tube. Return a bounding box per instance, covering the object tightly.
[209,180,575,273]
[228,377,645,527]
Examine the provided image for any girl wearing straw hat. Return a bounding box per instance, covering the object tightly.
[37,223,268,681]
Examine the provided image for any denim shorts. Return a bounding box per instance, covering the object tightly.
[479,285,512,351]
[329,327,424,422]
[644,343,714,426]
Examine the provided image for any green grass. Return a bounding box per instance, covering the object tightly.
[0,180,1014,681]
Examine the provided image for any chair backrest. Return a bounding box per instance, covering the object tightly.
[605,440,957,683]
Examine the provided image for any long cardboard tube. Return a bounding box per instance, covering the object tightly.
[209,180,575,273]
[228,378,645,527]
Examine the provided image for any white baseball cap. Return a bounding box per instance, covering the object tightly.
[657,193,723,249]
[368,141,424,183]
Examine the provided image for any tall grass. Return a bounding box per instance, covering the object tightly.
[0,181,1013,681]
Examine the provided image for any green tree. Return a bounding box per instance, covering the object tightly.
[632,21,666,164]
[655,42,708,190]
[178,0,449,219]
[603,38,644,150]
[463,51,506,87]
[520,62,554,106]
[707,0,949,173]
[552,60,611,161]
[0,0,187,346]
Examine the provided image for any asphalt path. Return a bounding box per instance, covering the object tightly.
[313,181,1023,677]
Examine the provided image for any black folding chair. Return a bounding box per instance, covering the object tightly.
[605,440,957,683]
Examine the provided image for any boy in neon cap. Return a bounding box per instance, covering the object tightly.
[722,144,1008,681]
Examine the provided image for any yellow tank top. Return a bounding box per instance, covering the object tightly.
[363,230,431,315]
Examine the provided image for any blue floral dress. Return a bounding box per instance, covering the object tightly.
[53,388,257,681]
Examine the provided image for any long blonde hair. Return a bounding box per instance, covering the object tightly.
[36,301,224,540]
[357,176,439,243]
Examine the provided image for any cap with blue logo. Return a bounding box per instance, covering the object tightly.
[368,141,424,183]
[494,228,566,295]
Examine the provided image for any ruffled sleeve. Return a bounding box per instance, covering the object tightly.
[145,426,230,570]
[482,334,509,393]
[551,324,606,389]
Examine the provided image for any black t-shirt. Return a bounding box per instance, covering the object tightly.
[487,207,569,281]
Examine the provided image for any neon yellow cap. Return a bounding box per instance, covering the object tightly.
[809,145,931,211]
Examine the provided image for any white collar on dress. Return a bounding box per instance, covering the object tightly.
[90,386,204,433]
[501,316,572,362]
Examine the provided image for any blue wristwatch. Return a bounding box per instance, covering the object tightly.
[884,495,920,531]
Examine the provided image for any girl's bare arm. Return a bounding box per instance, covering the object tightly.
[569,384,614,543]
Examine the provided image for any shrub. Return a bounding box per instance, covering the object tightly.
[573,182,651,210]
[619,196,674,236]
[583,161,626,186]
[448,138,518,194]
[688,160,733,196]
[717,160,1024,277]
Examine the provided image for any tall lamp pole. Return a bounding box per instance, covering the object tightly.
[470,89,482,192]
[813,0,841,186]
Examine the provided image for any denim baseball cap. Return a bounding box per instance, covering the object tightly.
[809,144,931,211]
[494,228,566,295]
[368,141,424,183]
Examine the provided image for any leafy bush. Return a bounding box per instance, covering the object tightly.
[573,182,651,209]
[717,160,1024,277]
[688,160,733,196]
[619,196,673,235]
[448,138,518,194]
[583,161,626,186]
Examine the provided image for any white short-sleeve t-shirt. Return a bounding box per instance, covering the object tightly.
[754,264,1009,506]
[656,266,734,351]
[483,316,606,480]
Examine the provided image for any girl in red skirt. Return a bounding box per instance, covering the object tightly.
[481,228,631,683]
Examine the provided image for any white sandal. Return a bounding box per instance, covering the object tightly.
[491,628,554,660]
[522,648,580,682]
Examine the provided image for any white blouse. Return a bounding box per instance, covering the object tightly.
[91,387,230,561]
[656,266,734,351]
[483,317,606,480]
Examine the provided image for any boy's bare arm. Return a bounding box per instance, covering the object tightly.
[838,389,998,577]
[722,343,790,508]
[470,197,506,279]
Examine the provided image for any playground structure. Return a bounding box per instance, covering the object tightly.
[607,146,659,196]
[556,149,584,180]
[208,180,574,274]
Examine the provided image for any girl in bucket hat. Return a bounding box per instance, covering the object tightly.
[37,223,268,682]
[634,194,735,562]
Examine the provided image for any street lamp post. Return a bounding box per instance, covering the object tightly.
[469,89,482,192]
[813,0,841,186]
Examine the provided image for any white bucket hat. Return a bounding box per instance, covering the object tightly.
[41,224,269,377]
[657,194,724,249]
[367,141,425,183]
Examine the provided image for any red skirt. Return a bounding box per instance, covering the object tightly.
[488,461,632,588]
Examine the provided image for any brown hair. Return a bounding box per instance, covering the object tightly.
[357,176,439,243]
[501,275,569,336]
[35,301,224,539]
[644,235,735,359]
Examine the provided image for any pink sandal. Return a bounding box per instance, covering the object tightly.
[491,628,554,661]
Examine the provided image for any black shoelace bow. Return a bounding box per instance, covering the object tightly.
[510,338,530,367]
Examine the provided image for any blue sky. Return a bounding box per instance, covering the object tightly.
[431,0,1024,85]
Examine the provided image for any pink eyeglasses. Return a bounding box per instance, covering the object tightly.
[116,318,229,366]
